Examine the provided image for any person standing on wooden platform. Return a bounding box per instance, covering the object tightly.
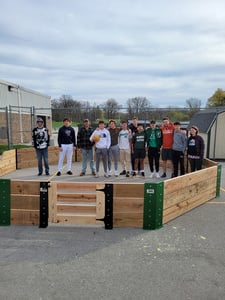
[56,117,76,176]
[187,125,205,172]
[32,117,50,176]
[77,119,96,176]
[172,121,187,177]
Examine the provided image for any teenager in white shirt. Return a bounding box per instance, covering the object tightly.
[118,120,132,177]
[90,120,111,178]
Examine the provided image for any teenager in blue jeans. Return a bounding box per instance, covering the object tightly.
[77,119,96,176]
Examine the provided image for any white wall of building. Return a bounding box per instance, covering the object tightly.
[0,79,51,115]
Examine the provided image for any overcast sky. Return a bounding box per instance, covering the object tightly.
[1,0,225,107]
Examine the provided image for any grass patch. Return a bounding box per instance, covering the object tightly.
[0,144,32,155]
[52,121,79,130]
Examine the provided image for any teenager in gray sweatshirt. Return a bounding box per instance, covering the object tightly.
[172,122,187,177]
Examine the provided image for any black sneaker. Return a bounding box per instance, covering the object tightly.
[45,172,50,176]
[131,171,136,177]
[67,171,73,175]
[141,172,145,177]
[126,171,130,177]
[161,173,166,178]
[56,171,61,176]
[38,172,42,176]
[120,170,126,175]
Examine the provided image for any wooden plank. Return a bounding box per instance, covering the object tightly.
[163,188,216,224]
[57,193,96,202]
[48,182,57,223]
[57,203,96,214]
[0,149,16,176]
[56,182,97,192]
[203,158,217,168]
[11,180,40,195]
[164,185,216,217]
[113,183,144,198]
[56,213,98,225]
[114,197,144,213]
[11,209,39,225]
[11,195,39,210]
[0,149,16,159]
[164,166,217,194]
[95,183,105,221]
[164,177,217,209]
[113,213,143,228]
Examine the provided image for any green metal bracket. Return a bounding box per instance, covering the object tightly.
[0,179,11,226]
[143,182,164,230]
[216,164,222,197]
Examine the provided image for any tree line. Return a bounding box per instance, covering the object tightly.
[51,88,225,124]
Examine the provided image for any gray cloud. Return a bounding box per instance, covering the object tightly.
[1,0,225,107]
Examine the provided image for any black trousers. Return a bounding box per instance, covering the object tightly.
[188,158,203,172]
[172,150,185,177]
[148,147,160,173]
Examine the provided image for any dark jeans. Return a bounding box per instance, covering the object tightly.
[36,148,49,174]
[148,147,160,173]
[188,158,203,172]
[131,152,141,171]
[172,150,185,177]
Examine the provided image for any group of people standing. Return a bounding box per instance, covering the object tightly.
[32,116,205,179]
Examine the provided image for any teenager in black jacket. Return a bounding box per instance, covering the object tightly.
[187,126,204,172]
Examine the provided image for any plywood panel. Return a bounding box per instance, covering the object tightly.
[11,180,40,195]
[57,182,97,192]
[114,197,143,213]
[96,184,105,219]
[163,188,216,224]
[57,193,96,202]
[57,203,96,214]
[164,177,217,209]
[113,183,144,198]
[56,213,98,225]
[11,195,39,210]
[48,182,57,223]
[11,209,39,225]
[164,166,217,194]
[203,158,217,168]
[113,213,143,228]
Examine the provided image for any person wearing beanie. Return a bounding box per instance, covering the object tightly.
[187,125,205,172]
[32,117,50,176]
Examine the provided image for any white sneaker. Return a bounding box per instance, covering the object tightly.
[95,173,99,178]
[114,170,119,177]
[104,173,109,178]
[149,172,154,178]
[156,172,160,178]
[108,170,112,177]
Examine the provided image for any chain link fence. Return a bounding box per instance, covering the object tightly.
[0,105,52,149]
[1,105,198,149]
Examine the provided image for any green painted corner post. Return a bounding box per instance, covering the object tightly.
[0,179,11,226]
[143,182,164,230]
[216,164,222,197]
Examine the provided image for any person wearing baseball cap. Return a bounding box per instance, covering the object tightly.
[77,119,96,176]
[32,117,50,176]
